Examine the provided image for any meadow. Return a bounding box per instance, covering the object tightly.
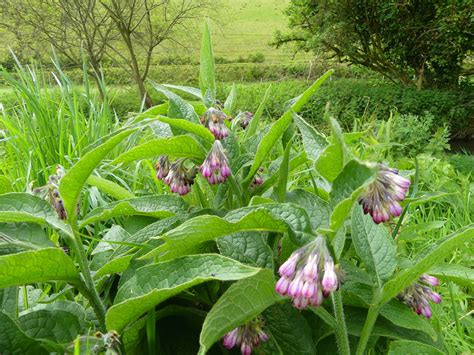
[0,2,473,355]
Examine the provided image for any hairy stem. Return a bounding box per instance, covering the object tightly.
[70,228,106,330]
[356,304,381,355]
[331,292,351,355]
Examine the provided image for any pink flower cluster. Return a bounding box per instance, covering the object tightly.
[201,107,229,140]
[359,165,411,224]
[222,318,269,355]
[275,236,339,309]
[398,274,442,318]
[200,140,231,185]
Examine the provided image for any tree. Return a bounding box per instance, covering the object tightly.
[100,0,209,107]
[0,0,115,98]
[273,0,474,89]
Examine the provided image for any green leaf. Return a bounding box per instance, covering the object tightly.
[0,223,53,251]
[0,248,80,288]
[94,255,134,278]
[217,232,273,268]
[80,195,188,227]
[244,70,333,185]
[0,176,13,194]
[405,191,454,207]
[224,83,237,114]
[198,270,280,354]
[0,312,47,354]
[87,175,135,200]
[429,263,474,287]
[381,224,474,304]
[286,189,330,230]
[19,301,87,344]
[294,114,328,161]
[380,300,437,340]
[163,84,202,100]
[0,193,69,235]
[143,203,312,260]
[156,116,215,143]
[351,206,397,286]
[329,160,375,233]
[92,226,131,255]
[199,21,216,106]
[106,254,260,332]
[245,85,272,139]
[315,137,344,182]
[388,340,444,355]
[113,136,206,165]
[276,138,292,202]
[152,83,200,123]
[59,129,135,221]
[0,286,18,318]
[263,303,316,354]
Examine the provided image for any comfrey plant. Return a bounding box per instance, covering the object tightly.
[0,22,472,355]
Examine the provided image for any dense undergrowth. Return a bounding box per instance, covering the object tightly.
[0,23,472,355]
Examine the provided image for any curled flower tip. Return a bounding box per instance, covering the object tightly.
[275,236,340,310]
[398,273,441,318]
[420,274,439,287]
[202,107,229,140]
[236,111,254,129]
[163,160,196,196]
[155,155,170,180]
[223,328,239,349]
[222,318,268,355]
[359,164,411,224]
[200,140,231,185]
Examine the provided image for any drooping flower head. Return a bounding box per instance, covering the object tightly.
[397,274,442,318]
[163,159,197,196]
[276,236,339,310]
[33,165,69,220]
[359,164,411,224]
[155,155,170,180]
[251,167,264,187]
[201,107,229,140]
[222,317,269,355]
[236,111,254,129]
[200,140,231,184]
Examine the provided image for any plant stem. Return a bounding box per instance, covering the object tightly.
[70,228,106,330]
[331,292,351,355]
[356,304,381,355]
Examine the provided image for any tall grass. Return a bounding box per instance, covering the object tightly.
[0,58,118,190]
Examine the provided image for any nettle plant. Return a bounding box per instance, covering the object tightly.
[0,23,472,355]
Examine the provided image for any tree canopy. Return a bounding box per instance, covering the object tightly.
[274,0,474,88]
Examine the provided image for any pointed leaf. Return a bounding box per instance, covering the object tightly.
[351,207,397,287]
[106,254,260,332]
[113,136,206,165]
[152,83,199,122]
[224,83,237,114]
[87,175,135,200]
[156,116,215,143]
[245,85,272,139]
[198,270,280,354]
[381,224,474,304]
[80,195,188,227]
[59,129,135,221]
[199,21,216,105]
[0,248,80,288]
[294,114,328,161]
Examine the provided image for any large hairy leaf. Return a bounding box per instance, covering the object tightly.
[351,207,397,286]
[59,129,135,221]
[106,254,259,332]
[156,116,214,143]
[0,248,80,288]
[113,136,206,164]
[152,83,200,122]
[294,114,328,162]
[80,195,188,227]
[198,270,281,354]
[217,232,273,268]
[199,21,216,106]
[0,312,47,354]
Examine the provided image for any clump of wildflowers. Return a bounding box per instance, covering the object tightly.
[200,140,231,184]
[359,164,411,224]
[222,317,269,355]
[276,236,339,309]
[201,107,229,140]
[161,159,197,196]
[397,274,442,318]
